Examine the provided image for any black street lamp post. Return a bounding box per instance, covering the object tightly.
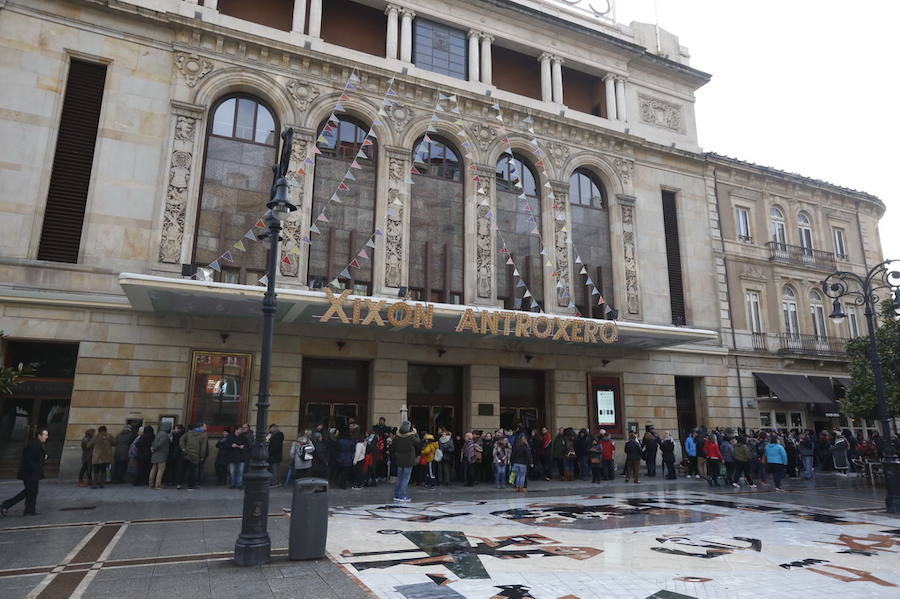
[822,258,900,513]
[234,128,297,566]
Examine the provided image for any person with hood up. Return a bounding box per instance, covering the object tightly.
[419,433,439,489]
[588,436,603,483]
[461,432,478,487]
[133,425,155,486]
[392,421,420,502]
[437,428,455,486]
[600,431,616,481]
[642,431,659,477]
[88,426,115,488]
[684,430,698,478]
[539,427,553,481]
[831,431,850,476]
[574,429,592,481]
[179,423,208,490]
[660,431,677,480]
[149,421,171,489]
[78,429,95,487]
[111,424,135,483]
[267,424,285,486]
[289,432,314,481]
[492,435,511,489]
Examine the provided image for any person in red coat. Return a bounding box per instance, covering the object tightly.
[704,435,723,487]
[599,431,616,481]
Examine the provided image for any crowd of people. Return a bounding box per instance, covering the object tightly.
[68,417,900,500]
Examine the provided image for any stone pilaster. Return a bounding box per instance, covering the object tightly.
[158,101,204,265]
[471,164,496,303]
[550,181,573,309]
[618,194,641,317]
[381,148,410,290]
[280,128,313,279]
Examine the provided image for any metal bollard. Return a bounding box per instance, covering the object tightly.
[288,478,329,560]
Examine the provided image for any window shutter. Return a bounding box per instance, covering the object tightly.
[37,59,107,263]
[661,190,686,325]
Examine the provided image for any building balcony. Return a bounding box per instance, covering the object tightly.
[776,333,848,357]
[767,242,836,271]
[750,331,769,352]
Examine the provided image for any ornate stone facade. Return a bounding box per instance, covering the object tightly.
[384,155,407,288]
[638,95,682,131]
[286,80,320,111]
[551,184,571,307]
[469,122,497,152]
[280,134,309,277]
[474,168,495,299]
[385,102,415,134]
[158,111,199,264]
[620,201,641,315]
[173,52,213,88]
[613,157,634,185]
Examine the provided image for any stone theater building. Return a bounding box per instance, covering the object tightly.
[0,0,885,476]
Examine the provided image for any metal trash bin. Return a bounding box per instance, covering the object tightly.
[288,478,329,560]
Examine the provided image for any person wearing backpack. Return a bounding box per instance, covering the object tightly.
[289,432,314,482]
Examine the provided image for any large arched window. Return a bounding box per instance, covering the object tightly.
[769,206,786,245]
[409,135,464,302]
[495,154,542,311]
[307,116,377,294]
[568,169,612,317]
[809,289,827,340]
[781,285,799,336]
[194,95,278,284]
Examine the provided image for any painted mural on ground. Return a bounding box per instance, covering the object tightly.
[328,492,900,598]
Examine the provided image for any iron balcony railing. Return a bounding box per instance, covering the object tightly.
[751,332,769,352]
[776,333,848,356]
[767,241,836,270]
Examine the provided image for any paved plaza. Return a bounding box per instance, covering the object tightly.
[0,475,897,598]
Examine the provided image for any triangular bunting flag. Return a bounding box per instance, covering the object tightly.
[349,72,360,82]
[366,239,376,248]
[338,182,350,191]
[334,104,346,112]
[350,160,361,169]
[339,93,350,101]
[356,150,367,159]
[580,266,587,275]
[258,274,268,286]
[339,269,351,278]
[282,255,292,265]
[331,193,342,203]
[362,139,373,146]
[233,240,246,252]
[516,280,526,288]
[349,259,360,268]
[316,135,328,144]
[309,224,320,234]
[245,230,257,240]
[329,278,341,288]
[530,227,540,235]
[513,268,520,276]
[221,251,233,263]
[374,228,384,236]
[345,171,356,181]
[255,219,266,229]
[357,249,368,259]
[209,260,221,272]
[300,236,311,243]
[575,255,583,264]
[523,290,532,298]
[506,257,514,265]
[423,134,432,143]
[598,295,605,304]
[426,125,438,133]
[410,166,421,175]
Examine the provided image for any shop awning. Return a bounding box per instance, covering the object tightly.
[118,273,720,353]
[753,372,835,405]
[808,376,838,401]
[835,377,852,389]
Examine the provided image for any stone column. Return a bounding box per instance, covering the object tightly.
[618,194,641,317]
[384,4,399,59]
[308,0,323,38]
[480,34,493,85]
[400,8,415,63]
[382,148,411,290]
[292,0,307,34]
[279,129,313,280]
[604,74,617,120]
[551,56,564,104]
[158,101,204,265]
[471,164,496,302]
[467,30,481,83]
[615,76,627,122]
[550,181,573,309]
[539,53,553,102]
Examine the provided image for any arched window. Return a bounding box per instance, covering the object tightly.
[413,136,460,181]
[809,289,827,340]
[307,115,377,294]
[781,285,799,336]
[769,206,786,244]
[409,135,464,302]
[194,94,278,284]
[798,212,813,251]
[495,154,542,310]
[568,169,612,318]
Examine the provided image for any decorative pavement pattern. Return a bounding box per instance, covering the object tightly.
[328,491,900,599]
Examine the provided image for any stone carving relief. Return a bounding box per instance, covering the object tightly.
[384,156,407,288]
[469,123,497,152]
[386,102,415,134]
[552,189,571,307]
[639,94,682,131]
[174,52,213,88]
[546,143,570,167]
[475,174,494,298]
[613,158,634,185]
[159,115,198,264]
[280,136,309,277]
[621,204,640,315]
[286,80,320,112]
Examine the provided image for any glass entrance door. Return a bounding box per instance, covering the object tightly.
[407,365,463,434]
[300,359,369,433]
[500,369,545,432]
[500,407,538,432]
[408,405,455,435]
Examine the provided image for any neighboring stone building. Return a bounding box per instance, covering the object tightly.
[0,0,884,476]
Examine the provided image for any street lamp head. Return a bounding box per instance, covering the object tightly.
[267,176,296,221]
[829,297,846,324]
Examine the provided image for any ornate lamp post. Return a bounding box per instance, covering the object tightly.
[822,258,900,513]
[234,128,297,566]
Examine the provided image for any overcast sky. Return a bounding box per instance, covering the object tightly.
[613,0,898,262]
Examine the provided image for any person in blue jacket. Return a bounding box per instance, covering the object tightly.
[684,431,698,478]
[764,434,788,491]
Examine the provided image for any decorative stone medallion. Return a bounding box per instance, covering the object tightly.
[174,52,213,88]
